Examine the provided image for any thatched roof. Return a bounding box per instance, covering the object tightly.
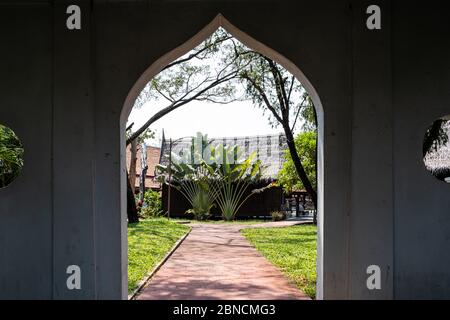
[160,133,288,180]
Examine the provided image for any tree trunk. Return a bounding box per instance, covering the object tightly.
[283,126,318,212]
[129,139,138,189]
[127,171,139,223]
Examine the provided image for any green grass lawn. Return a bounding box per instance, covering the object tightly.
[128,218,190,294]
[241,224,317,298]
[170,218,268,225]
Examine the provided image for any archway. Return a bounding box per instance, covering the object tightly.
[120,14,325,299]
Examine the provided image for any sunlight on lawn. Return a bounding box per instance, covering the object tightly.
[242,224,317,298]
[127,218,190,294]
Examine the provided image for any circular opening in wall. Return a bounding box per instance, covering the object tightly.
[0,124,24,188]
[423,116,450,183]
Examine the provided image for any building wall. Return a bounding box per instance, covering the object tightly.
[0,0,449,299]
[392,2,450,299]
[0,3,53,299]
[161,183,284,219]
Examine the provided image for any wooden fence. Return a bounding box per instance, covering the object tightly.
[161,182,284,219]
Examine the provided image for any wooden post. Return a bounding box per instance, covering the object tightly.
[167,138,172,218]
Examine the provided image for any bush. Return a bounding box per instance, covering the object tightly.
[270,211,286,221]
[140,190,163,218]
[185,187,213,221]
[182,180,214,221]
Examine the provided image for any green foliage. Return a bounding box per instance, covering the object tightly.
[140,190,163,218]
[277,132,317,194]
[300,99,317,132]
[0,125,24,188]
[221,38,314,132]
[242,224,317,298]
[132,28,315,135]
[126,126,154,145]
[156,145,216,220]
[208,146,267,221]
[128,218,190,293]
[133,28,241,112]
[181,176,214,220]
[157,133,270,221]
[128,28,317,201]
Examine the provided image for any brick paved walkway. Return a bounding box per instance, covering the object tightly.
[136,221,310,300]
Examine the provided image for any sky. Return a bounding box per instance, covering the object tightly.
[126,27,305,147]
[127,99,286,147]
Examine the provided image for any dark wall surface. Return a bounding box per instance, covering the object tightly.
[392,2,450,299]
[0,4,53,299]
[0,0,449,299]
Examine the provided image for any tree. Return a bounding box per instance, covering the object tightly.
[126,29,242,145]
[127,126,154,191]
[277,131,317,194]
[231,45,318,208]
[124,124,154,223]
[126,177,139,223]
[0,125,24,188]
[124,30,243,223]
[128,28,318,211]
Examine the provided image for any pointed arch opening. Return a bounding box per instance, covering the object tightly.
[120,14,325,300]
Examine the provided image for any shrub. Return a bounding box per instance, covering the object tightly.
[156,148,216,221]
[209,147,268,221]
[270,211,286,221]
[184,180,214,220]
[156,134,270,222]
[140,190,163,218]
[0,124,24,188]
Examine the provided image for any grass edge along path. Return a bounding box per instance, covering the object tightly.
[128,218,190,294]
[241,224,317,298]
[170,218,270,225]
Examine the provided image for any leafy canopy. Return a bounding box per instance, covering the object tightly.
[156,133,268,221]
[277,131,316,194]
[129,27,319,207]
[130,27,316,136]
[0,125,24,188]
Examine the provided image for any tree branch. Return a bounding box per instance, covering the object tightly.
[153,82,174,103]
[265,58,289,121]
[127,71,239,145]
[162,35,233,71]
[287,75,295,101]
[241,73,284,124]
[126,123,134,132]
[290,96,307,132]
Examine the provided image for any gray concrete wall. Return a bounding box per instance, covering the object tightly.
[0,3,53,299]
[0,0,448,299]
[392,2,450,299]
[349,0,394,299]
